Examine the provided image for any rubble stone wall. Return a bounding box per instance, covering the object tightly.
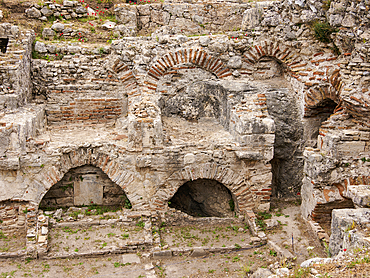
[115,3,248,36]
[26,1,89,21]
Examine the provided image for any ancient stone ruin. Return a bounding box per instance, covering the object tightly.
[0,0,369,266]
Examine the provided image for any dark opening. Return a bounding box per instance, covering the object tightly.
[40,165,131,210]
[0,38,9,54]
[168,179,235,218]
[305,99,337,148]
[312,198,355,235]
[306,99,337,117]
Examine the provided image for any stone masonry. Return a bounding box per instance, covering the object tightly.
[0,0,369,258]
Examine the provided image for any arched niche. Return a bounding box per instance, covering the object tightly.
[304,97,338,148]
[168,179,236,218]
[39,165,131,209]
[252,56,284,80]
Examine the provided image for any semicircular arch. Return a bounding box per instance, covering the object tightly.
[243,40,300,72]
[150,163,253,214]
[26,148,143,210]
[143,48,232,95]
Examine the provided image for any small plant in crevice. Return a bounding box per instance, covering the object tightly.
[311,20,338,43]
[229,199,235,212]
[61,183,73,192]
[290,267,311,277]
[361,157,370,163]
[0,231,7,240]
[323,239,331,258]
[257,211,272,220]
[124,198,132,209]
[322,0,331,11]
[136,220,145,228]
[270,249,277,257]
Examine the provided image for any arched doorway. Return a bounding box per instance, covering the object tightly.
[39,165,131,209]
[168,179,236,217]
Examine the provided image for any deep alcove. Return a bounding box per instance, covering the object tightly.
[168,179,235,218]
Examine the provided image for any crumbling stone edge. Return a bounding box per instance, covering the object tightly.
[307,220,330,249]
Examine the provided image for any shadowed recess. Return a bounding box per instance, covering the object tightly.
[168,179,235,218]
[40,165,131,209]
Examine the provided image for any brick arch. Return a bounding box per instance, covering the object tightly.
[150,163,253,214]
[304,69,342,116]
[143,48,232,95]
[242,40,301,72]
[25,148,145,210]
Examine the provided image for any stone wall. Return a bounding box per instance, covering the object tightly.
[115,3,248,36]
[265,89,305,197]
[0,24,34,111]
[25,0,363,205]
[330,208,370,256]
[0,0,369,239]
[31,52,132,126]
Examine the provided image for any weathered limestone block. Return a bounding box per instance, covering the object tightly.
[344,185,370,208]
[51,22,65,32]
[337,141,366,156]
[74,174,103,206]
[115,6,137,28]
[115,24,137,37]
[330,208,370,256]
[232,116,275,135]
[75,6,86,14]
[227,56,242,69]
[26,7,41,18]
[40,6,53,17]
[241,8,261,30]
[151,10,170,25]
[34,41,47,53]
[329,14,343,26]
[261,13,281,26]
[341,14,356,28]
[42,28,56,39]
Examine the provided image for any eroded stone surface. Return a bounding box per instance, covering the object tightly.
[0,0,369,262]
[330,208,370,256]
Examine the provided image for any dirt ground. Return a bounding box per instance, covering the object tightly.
[0,199,332,278]
[0,245,279,278]
[159,224,250,249]
[267,199,327,264]
[0,230,26,253]
[48,223,146,256]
